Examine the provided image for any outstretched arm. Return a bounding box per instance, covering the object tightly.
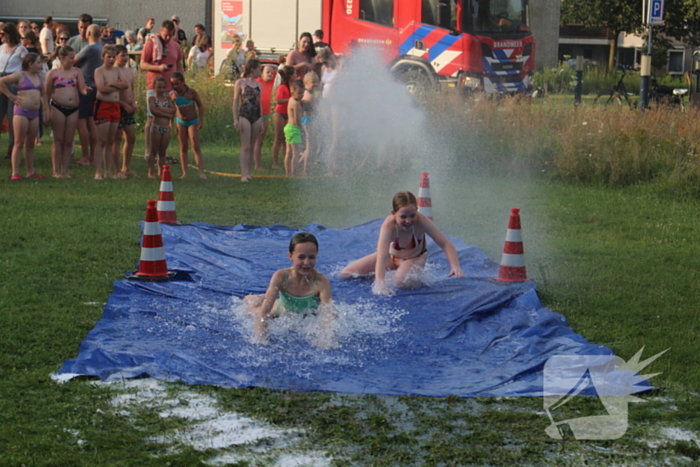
[421,214,464,277]
[251,269,285,344]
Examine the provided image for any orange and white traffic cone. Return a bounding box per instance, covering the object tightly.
[127,200,176,282]
[497,208,528,282]
[417,172,433,220]
[157,165,178,223]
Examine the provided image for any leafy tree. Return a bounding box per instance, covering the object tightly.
[561,0,700,69]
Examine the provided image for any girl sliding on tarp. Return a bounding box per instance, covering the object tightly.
[340,191,464,295]
[244,232,337,348]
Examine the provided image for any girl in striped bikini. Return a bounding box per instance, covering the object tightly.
[45,46,90,178]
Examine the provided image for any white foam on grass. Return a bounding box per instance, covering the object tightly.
[95,378,331,465]
[646,426,700,449]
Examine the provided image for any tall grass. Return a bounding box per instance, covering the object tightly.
[424,92,700,196]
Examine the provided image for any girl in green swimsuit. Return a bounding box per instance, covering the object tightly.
[243,232,336,347]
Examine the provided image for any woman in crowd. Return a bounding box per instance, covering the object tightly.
[286,32,316,79]
[0,22,29,159]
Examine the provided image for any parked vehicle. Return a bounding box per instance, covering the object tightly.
[650,78,689,109]
[220,0,536,95]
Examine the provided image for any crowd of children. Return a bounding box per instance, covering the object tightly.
[1,15,340,182]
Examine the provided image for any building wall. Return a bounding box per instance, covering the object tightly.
[530,0,560,69]
[1,0,210,39]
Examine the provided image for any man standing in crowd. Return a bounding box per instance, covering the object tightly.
[68,13,92,53]
[140,20,183,161]
[73,24,102,165]
[39,16,54,56]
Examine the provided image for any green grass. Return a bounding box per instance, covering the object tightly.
[1,102,699,465]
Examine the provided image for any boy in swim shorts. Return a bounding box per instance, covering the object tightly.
[93,45,128,179]
[283,80,305,177]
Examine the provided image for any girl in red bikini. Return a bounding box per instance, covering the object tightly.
[340,191,464,294]
[45,46,90,178]
[0,53,48,180]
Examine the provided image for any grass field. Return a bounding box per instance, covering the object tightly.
[1,95,699,465]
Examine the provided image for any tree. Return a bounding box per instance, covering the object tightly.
[561,0,700,69]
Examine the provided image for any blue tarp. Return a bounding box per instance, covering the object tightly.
[55,220,615,397]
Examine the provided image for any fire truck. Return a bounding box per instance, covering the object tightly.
[215,0,535,94]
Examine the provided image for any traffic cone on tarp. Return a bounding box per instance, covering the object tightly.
[157,165,178,223]
[417,172,433,220]
[497,208,528,282]
[126,200,176,282]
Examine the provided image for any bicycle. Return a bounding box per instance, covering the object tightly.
[594,66,634,107]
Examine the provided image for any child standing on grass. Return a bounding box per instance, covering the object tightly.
[271,65,293,170]
[243,232,336,348]
[113,45,137,178]
[284,80,305,177]
[253,64,275,171]
[93,45,128,179]
[0,53,49,180]
[232,58,263,182]
[340,191,464,294]
[298,71,320,176]
[44,46,90,178]
[147,76,175,178]
[170,72,206,179]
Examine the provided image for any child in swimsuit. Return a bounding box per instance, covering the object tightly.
[298,71,320,176]
[232,58,263,182]
[284,80,305,177]
[244,232,336,347]
[45,46,91,178]
[147,76,175,179]
[253,64,275,171]
[271,65,294,170]
[169,72,206,179]
[340,191,465,294]
[0,53,49,180]
[93,45,129,180]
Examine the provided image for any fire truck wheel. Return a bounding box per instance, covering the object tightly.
[394,66,433,104]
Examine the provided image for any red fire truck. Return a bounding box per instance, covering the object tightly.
[216,0,535,94]
[323,0,535,93]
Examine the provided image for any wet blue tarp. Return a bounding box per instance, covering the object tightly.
[55,220,615,397]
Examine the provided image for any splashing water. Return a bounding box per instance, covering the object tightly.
[227,297,408,378]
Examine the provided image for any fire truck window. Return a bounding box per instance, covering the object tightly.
[360,0,394,27]
[422,0,456,29]
[463,0,527,33]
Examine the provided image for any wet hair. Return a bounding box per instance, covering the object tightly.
[115,44,128,55]
[392,191,418,212]
[170,71,185,82]
[298,32,316,58]
[21,52,40,70]
[277,66,295,86]
[317,47,336,68]
[57,45,75,57]
[153,76,167,88]
[303,71,319,84]
[242,57,260,78]
[289,232,318,254]
[1,23,21,46]
[101,44,117,57]
[290,79,304,93]
[78,13,93,24]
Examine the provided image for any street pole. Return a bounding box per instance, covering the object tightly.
[574,55,583,106]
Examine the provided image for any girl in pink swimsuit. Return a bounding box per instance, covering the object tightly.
[0,53,48,180]
[340,191,464,294]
